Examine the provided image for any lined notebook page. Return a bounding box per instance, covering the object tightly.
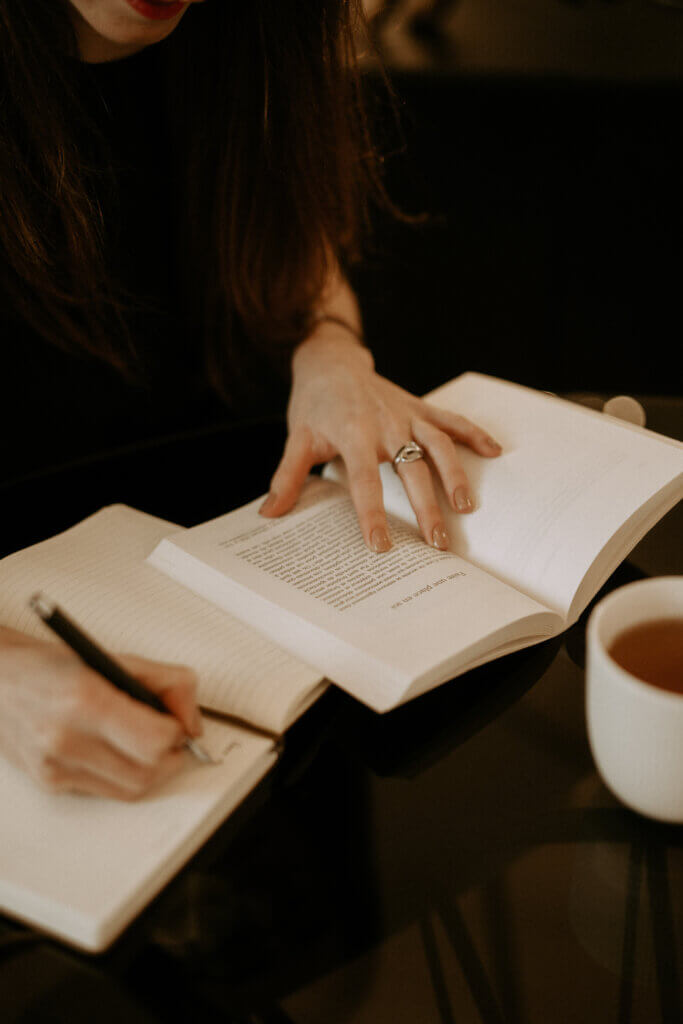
[0,505,324,734]
[0,716,278,951]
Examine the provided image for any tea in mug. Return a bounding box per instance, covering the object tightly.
[608,618,683,695]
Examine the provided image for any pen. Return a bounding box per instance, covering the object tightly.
[29,592,214,765]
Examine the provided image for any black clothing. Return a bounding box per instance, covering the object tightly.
[0,41,286,553]
[1,39,275,489]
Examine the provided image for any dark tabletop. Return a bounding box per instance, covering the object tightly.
[1,395,681,1024]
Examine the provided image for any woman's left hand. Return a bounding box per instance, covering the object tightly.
[259,331,502,552]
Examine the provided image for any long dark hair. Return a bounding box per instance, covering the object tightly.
[0,1,397,397]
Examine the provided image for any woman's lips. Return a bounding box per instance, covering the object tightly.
[123,0,187,22]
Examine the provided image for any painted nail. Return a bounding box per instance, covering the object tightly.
[370,527,391,553]
[454,486,474,513]
[259,492,277,515]
[432,524,449,550]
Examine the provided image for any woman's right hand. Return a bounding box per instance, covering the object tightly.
[0,627,202,800]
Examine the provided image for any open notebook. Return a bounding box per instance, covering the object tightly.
[0,506,325,951]
[0,719,276,952]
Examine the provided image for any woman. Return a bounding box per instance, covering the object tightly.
[0,0,501,798]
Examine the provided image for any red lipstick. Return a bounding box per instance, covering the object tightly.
[124,0,186,21]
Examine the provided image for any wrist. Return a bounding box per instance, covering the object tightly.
[294,318,374,374]
[308,313,364,343]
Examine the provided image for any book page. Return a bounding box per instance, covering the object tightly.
[0,506,323,735]
[149,480,560,712]
[325,374,683,620]
[0,716,277,951]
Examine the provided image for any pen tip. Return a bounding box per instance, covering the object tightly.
[29,592,55,618]
[185,737,218,765]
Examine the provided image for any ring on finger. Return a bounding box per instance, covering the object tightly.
[392,441,425,473]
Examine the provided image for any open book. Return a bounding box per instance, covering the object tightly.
[0,372,680,950]
[148,373,683,712]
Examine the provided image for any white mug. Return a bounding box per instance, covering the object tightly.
[586,576,683,823]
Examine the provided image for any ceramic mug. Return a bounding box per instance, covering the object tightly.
[586,576,683,823]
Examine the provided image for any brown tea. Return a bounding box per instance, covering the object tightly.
[608,618,683,695]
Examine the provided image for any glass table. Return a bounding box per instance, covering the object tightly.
[1,396,681,1024]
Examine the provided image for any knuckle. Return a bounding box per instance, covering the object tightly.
[449,465,469,487]
[423,433,451,461]
[46,723,74,760]
[439,412,475,440]
[348,465,380,490]
[465,423,487,445]
[387,413,411,440]
[418,501,443,526]
[141,757,165,784]
[290,424,314,448]
[115,774,149,801]
[69,668,101,715]
[150,720,183,760]
[271,461,304,494]
[434,445,466,480]
[449,413,474,432]
[34,756,62,792]
[119,788,143,803]
[342,420,374,451]
[35,717,74,762]
[282,427,313,464]
[125,770,154,799]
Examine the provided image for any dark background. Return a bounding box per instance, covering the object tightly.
[3,2,682,555]
[353,0,683,397]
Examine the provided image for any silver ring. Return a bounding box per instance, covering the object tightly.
[392,441,425,472]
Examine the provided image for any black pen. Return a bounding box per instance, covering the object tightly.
[30,592,214,765]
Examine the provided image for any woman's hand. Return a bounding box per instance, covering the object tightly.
[259,329,502,551]
[0,628,202,800]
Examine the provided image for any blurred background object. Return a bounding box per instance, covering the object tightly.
[353,2,683,399]
[363,0,683,77]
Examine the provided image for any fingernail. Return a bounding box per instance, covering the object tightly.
[259,491,277,515]
[485,436,502,454]
[432,524,449,550]
[454,486,474,513]
[370,526,391,553]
